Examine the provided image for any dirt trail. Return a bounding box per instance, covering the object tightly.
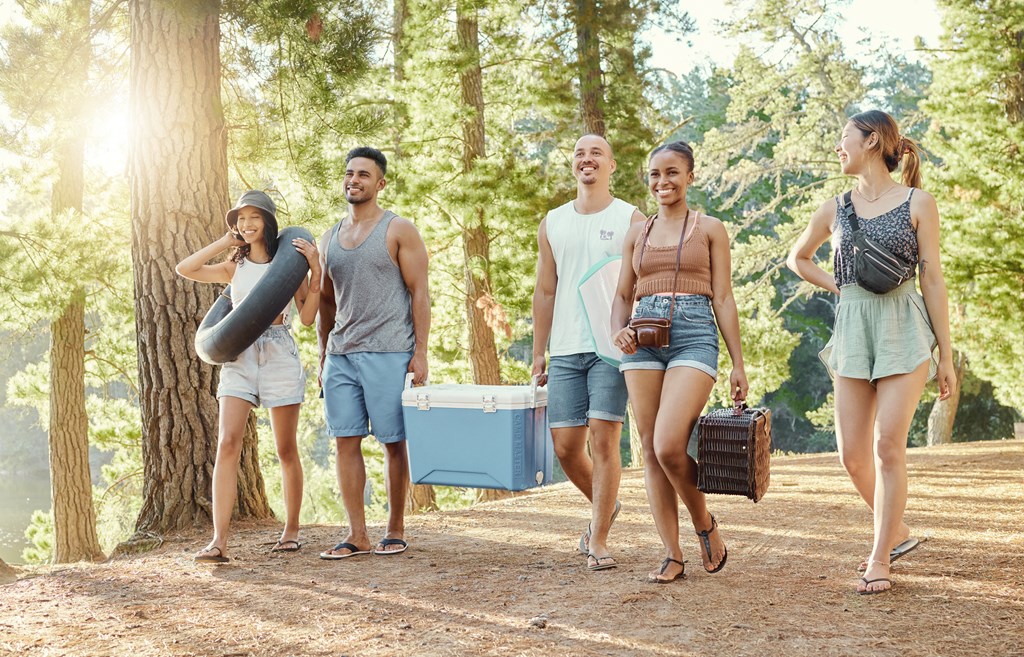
[1,440,1022,657]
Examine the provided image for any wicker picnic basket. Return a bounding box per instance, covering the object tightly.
[696,403,772,502]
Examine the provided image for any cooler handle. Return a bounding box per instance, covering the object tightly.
[530,374,541,408]
[405,373,429,389]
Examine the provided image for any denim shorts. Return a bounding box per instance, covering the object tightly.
[619,295,719,380]
[217,325,305,408]
[547,352,628,428]
[322,351,412,443]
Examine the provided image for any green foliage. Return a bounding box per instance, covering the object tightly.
[21,509,53,565]
[923,0,1024,409]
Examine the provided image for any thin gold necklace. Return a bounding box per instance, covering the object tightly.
[855,184,896,203]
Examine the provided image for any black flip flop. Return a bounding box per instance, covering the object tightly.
[587,553,618,571]
[319,542,371,560]
[648,557,686,584]
[857,537,923,572]
[374,538,409,555]
[696,513,727,574]
[858,576,892,595]
[194,546,229,564]
[578,499,622,555]
[271,540,302,553]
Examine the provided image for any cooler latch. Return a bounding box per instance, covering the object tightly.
[416,393,430,411]
[482,395,496,413]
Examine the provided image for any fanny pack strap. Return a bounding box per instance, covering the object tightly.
[842,191,860,231]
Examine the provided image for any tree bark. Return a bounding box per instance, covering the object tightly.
[927,351,965,446]
[395,0,436,512]
[573,0,606,135]
[129,0,270,534]
[456,1,513,503]
[47,0,104,565]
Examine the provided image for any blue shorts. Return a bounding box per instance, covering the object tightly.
[217,326,305,408]
[547,352,628,428]
[619,295,719,380]
[322,351,412,443]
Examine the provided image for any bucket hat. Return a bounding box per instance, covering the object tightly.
[225,190,278,229]
[225,190,279,256]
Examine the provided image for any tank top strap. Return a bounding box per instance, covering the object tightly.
[906,188,915,202]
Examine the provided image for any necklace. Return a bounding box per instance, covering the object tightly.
[855,184,896,203]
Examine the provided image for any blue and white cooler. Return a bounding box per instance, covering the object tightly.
[401,378,553,491]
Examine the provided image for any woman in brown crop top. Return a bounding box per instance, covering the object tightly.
[610,142,748,583]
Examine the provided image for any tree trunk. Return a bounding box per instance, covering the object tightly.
[573,0,606,135]
[394,0,436,511]
[0,558,16,585]
[456,2,513,503]
[927,351,965,446]
[129,0,270,534]
[46,0,104,565]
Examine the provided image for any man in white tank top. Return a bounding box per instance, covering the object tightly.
[532,134,646,571]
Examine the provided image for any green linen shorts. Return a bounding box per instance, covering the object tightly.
[819,279,937,384]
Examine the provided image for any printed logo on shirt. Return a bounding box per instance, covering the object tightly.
[599,229,615,241]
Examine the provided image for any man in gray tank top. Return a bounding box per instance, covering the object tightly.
[316,147,430,560]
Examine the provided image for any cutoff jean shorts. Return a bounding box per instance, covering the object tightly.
[217,325,305,408]
[619,294,719,380]
[547,352,628,428]
[819,280,937,384]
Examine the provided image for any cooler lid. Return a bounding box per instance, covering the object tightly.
[401,383,548,410]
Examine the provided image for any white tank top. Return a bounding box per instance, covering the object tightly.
[230,258,292,322]
[544,197,635,356]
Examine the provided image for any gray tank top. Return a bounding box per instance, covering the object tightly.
[325,211,415,354]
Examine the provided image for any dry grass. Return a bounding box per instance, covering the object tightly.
[1,440,1022,657]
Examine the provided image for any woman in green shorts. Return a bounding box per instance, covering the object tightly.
[787,110,956,595]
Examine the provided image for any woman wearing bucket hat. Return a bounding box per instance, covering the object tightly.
[176,189,322,563]
[787,110,955,595]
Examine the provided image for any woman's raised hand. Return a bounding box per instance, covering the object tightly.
[613,326,638,355]
[292,238,320,269]
[222,230,246,248]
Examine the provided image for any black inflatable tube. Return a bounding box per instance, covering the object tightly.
[195,226,314,365]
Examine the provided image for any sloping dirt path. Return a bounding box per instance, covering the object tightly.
[1,440,1021,657]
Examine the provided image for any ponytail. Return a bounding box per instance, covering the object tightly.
[900,136,922,189]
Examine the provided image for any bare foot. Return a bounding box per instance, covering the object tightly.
[647,556,685,583]
[319,534,371,558]
[374,533,408,554]
[857,522,912,571]
[695,513,727,573]
[194,544,228,563]
[857,560,892,595]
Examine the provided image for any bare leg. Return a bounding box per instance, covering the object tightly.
[836,375,912,568]
[626,369,685,581]
[551,425,594,502]
[268,403,303,545]
[378,441,410,552]
[196,396,252,559]
[858,361,930,594]
[586,418,623,566]
[650,367,725,572]
[320,436,372,557]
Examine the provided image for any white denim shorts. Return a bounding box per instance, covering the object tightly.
[217,325,305,407]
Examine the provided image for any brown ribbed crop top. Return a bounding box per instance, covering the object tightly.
[632,212,713,299]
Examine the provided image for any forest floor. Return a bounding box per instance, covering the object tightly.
[1,440,1022,657]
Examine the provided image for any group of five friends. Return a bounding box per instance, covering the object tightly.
[175,109,955,595]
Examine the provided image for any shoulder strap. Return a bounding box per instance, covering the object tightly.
[667,211,692,322]
[842,191,861,232]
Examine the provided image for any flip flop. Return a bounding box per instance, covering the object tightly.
[696,513,727,574]
[647,557,686,584]
[587,553,618,571]
[194,546,229,564]
[858,576,892,595]
[319,542,371,560]
[578,499,622,555]
[271,540,301,553]
[374,538,409,555]
[857,537,922,572]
